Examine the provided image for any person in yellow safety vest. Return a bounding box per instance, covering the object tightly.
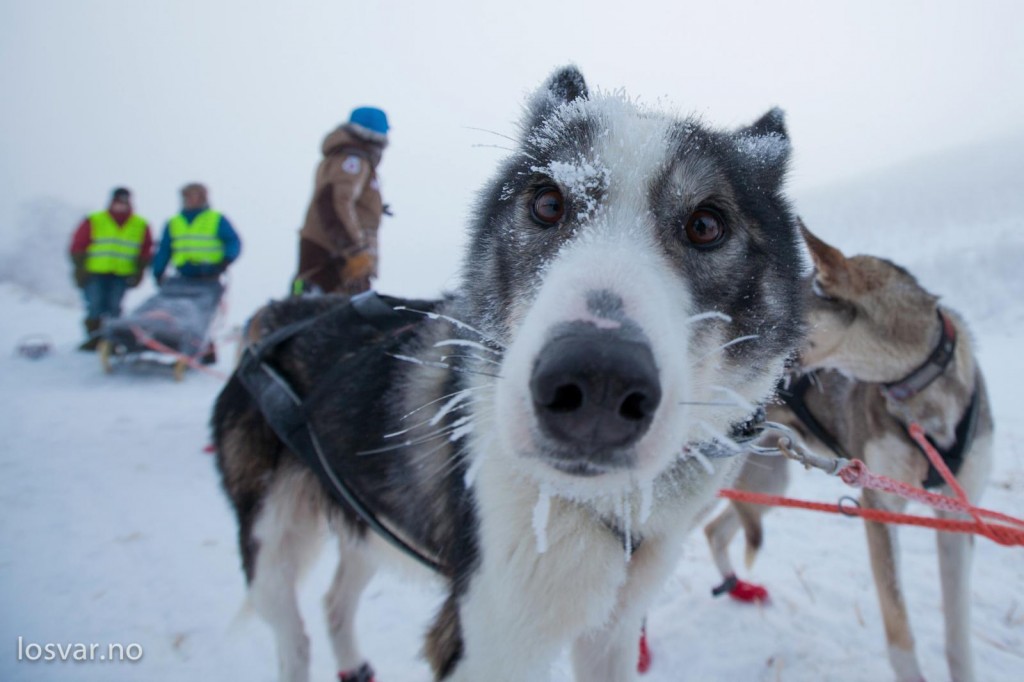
[151,183,241,365]
[151,183,242,284]
[68,187,154,351]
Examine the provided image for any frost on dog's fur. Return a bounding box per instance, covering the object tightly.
[214,65,806,682]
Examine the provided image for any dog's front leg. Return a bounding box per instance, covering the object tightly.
[447,552,568,682]
[936,429,991,682]
[935,518,976,682]
[570,535,679,682]
[862,488,924,682]
[570,612,645,682]
[446,460,628,681]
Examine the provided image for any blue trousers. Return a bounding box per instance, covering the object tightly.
[81,274,128,320]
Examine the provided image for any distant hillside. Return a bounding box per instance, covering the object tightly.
[794,132,1024,332]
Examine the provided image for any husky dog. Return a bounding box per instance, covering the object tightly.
[213,65,804,681]
[706,224,993,682]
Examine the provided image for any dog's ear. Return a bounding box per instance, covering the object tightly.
[799,219,847,283]
[744,107,788,140]
[524,65,589,133]
[733,108,791,189]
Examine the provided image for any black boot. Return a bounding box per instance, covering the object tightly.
[200,343,217,365]
[78,318,101,352]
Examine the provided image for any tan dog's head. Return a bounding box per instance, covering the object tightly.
[799,222,940,382]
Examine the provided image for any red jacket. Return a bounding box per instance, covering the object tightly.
[69,209,154,261]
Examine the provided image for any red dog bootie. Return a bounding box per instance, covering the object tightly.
[711,573,770,603]
[338,662,375,682]
[637,624,652,673]
[729,578,769,603]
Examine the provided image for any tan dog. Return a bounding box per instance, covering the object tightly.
[705,224,993,682]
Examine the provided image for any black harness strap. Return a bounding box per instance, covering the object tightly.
[882,310,978,489]
[235,292,449,575]
[882,310,957,401]
[909,386,980,489]
[780,372,978,490]
[778,374,851,460]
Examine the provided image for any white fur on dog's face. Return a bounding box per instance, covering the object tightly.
[488,95,778,498]
[495,231,692,494]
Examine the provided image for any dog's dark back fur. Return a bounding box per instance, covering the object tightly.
[213,295,481,581]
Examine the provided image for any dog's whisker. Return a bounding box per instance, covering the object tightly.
[694,334,761,365]
[471,143,517,153]
[687,310,732,325]
[418,440,480,483]
[385,396,483,439]
[462,450,485,489]
[716,334,760,353]
[709,385,758,413]
[399,386,489,422]
[392,306,507,350]
[439,353,504,368]
[433,338,503,356]
[462,125,519,144]
[358,416,472,456]
[677,401,746,407]
[426,389,478,428]
[383,413,455,440]
[389,353,503,380]
[407,438,469,476]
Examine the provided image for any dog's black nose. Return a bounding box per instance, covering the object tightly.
[530,325,661,453]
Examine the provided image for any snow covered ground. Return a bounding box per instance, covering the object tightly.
[1,135,1023,682]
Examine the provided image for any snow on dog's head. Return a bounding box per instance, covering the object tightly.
[461,66,805,495]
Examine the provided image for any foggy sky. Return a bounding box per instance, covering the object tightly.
[2,0,1022,302]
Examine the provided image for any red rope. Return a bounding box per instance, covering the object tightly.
[719,423,1024,547]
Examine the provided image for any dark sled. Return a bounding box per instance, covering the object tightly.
[97,277,225,380]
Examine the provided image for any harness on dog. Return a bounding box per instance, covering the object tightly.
[777,375,851,460]
[237,291,776,570]
[781,310,979,489]
[605,409,771,554]
[692,407,771,459]
[235,291,450,575]
[882,310,958,401]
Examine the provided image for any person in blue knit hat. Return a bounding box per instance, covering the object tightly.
[292,106,391,295]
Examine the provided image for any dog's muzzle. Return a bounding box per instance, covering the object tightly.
[530,322,661,473]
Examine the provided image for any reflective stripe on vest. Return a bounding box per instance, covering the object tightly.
[168,210,224,267]
[85,212,147,276]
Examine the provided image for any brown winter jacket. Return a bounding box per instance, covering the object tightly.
[297,125,384,289]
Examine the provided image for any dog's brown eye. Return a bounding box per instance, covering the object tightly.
[684,209,726,247]
[531,187,565,227]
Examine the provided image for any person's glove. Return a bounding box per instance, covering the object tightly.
[70,254,89,287]
[342,249,377,282]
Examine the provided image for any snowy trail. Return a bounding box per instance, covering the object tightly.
[2,134,1024,680]
[1,286,1022,682]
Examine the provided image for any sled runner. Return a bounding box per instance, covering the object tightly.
[96,276,225,380]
